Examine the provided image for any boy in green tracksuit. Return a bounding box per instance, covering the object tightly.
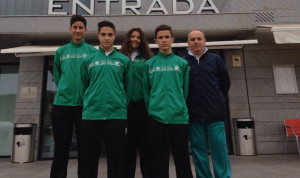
[143,24,193,178]
[78,20,132,178]
[51,15,97,178]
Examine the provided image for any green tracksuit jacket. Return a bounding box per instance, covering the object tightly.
[53,40,97,106]
[131,55,147,102]
[81,47,132,120]
[143,51,189,124]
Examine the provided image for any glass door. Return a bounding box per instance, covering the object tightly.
[0,64,19,156]
[40,57,78,159]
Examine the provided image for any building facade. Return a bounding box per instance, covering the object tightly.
[1,0,300,160]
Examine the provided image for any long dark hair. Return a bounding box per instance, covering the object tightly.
[120,28,154,60]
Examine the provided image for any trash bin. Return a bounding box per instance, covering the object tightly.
[234,118,257,156]
[11,123,36,163]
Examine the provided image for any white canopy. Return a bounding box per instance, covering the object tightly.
[1,40,258,57]
[258,24,300,44]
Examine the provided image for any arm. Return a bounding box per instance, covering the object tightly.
[217,56,230,97]
[183,61,189,101]
[124,59,133,107]
[143,64,151,112]
[53,50,61,87]
[80,59,90,98]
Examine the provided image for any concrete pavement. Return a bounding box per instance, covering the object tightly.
[0,154,300,178]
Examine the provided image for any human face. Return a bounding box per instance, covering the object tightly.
[69,21,87,44]
[98,27,116,52]
[130,31,141,52]
[187,30,206,55]
[155,30,174,54]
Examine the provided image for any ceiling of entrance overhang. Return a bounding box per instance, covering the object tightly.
[0,29,255,47]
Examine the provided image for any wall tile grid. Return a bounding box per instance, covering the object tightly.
[228,44,300,154]
[14,57,44,161]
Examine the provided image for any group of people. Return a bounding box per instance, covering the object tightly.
[50,15,231,178]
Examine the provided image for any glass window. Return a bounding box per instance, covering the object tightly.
[0,64,19,156]
[273,65,298,94]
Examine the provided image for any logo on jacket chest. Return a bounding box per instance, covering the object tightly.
[88,59,121,69]
[149,65,180,73]
[60,53,87,61]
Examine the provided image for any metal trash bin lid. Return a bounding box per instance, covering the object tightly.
[237,118,253,122]
[15,124,33,128]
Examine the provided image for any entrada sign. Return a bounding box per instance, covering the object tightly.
[48,0,220,15]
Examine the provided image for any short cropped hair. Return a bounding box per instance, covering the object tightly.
[70,15,87,28]
[154,24,173,38]
[98,20,116,33]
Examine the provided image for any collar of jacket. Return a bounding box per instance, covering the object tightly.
[70,39,86,47]
[131,51,141,59]
[158,51,175,58]
[187,47,208,60]
[135,51,141,58]
[98,47,117,55]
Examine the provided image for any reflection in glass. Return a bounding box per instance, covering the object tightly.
[0,65,19,156]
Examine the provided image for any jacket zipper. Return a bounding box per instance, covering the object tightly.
[73,46,77,106]
[196,56,204,122]
[132,57,135,101]
[104,55,108,120]
[165,55,169,124]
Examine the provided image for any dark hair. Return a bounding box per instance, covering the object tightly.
[154,24,173,38]
[120,28,154,60]
[70,15,87,28]
[98,20,115,33]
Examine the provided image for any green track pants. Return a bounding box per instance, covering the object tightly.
[189,121,232,178]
